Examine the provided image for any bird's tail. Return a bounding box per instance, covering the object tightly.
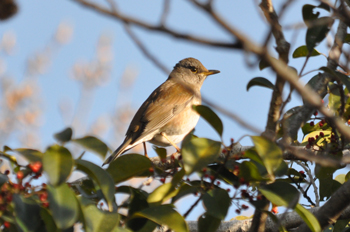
[102,138,133,166]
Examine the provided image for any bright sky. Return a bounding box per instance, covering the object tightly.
[0,0,337,222]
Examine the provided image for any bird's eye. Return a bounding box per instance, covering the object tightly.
[190,67,197,73]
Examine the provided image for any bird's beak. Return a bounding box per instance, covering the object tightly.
[203,70,220,76]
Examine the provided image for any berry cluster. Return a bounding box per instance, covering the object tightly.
[0,161,48,229]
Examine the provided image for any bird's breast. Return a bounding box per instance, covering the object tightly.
[149,97,201,146]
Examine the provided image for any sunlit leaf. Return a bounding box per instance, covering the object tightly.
[147,183,177,205]
[72,136,109,159]
[239,161,268,182]
[43,144,73,186]
[295,204,321,232]
[251,136,283,178]
[132,205,188,232]
[246,77,274,91]
[181,135,221,175]
[292,45,321,58]
[75,159,115,211]
[193,105,223,137]
[107,154,153,183]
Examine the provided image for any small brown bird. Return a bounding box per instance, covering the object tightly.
[103,58,220,166]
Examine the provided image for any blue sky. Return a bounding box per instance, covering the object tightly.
[0,0,337,221]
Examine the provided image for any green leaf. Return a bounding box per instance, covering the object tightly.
[328,82,341,114]
[132,205,188,232]
[345,34,350,43]
[239,161,267,182]
[79,196,120,232]
[47,183,79,229]
[295,204,321,232]
[13,194,41,231]
[171,184,200,203]
[320,67,350,90]
[302,4,319,23]
[258,182,299,208]
[306,17,334,51]
[198,213,221,232]
[116,186,151,231]
[292,45,321,58]
[192,105,223,137]
[147,183,177,206]
[319,178,341,200]
[153,146,167,159]
[251,136,283,179]
[43,144,73,186]
[246,77,274,91]
[14,148,43,162]
[72,136,109,159]
[181,136,221,175]
[335,174,346,184]
[40,208,58,232]
[106,154,153,183]
[333,219,350,232]
[202,188,230,220]
[75,159,115,211]
[54,127,73,143]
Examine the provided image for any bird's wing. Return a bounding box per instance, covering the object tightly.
[126,80,196,144]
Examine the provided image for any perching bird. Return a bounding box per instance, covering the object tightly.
[103,58,220,166]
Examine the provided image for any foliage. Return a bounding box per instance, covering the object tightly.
[2,0,350,232]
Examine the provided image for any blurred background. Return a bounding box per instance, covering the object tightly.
[0,0,335,221]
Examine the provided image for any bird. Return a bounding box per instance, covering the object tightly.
[103,57,220,166]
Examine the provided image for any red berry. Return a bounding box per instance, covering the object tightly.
[271,206,278,214]
[161,158,166,163]
[315,135,319,139]
[235,209,241,214]
[186,178,190,182]
[226,188,231,192]
[321,99,324,104]
[178,155,182,160]
[216,181,220,185]
[160,178,165,183]
[42,202,49,208]
[170,155,175,160]
[209,175,215,181]
[29,161,42,173]
[313,111,318,116]
[3,221,10,228]
[202,168,207,173]
[16,171,24,180]
[310,121,314,126]
[348,119,350,125]
[299,171,305,175]
[319,122,324,127]
[231,138,234,143]
[39,192,48,202]
[4,170,9,175]
[148,167,154,173]
[222,148,227,153]
[242,204,249,210]
[257,195,263,201]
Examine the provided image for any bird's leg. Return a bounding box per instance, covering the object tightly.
[160,132,181,153]
[143,142,148,157]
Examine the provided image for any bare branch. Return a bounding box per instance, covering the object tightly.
[72,0,242,49]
